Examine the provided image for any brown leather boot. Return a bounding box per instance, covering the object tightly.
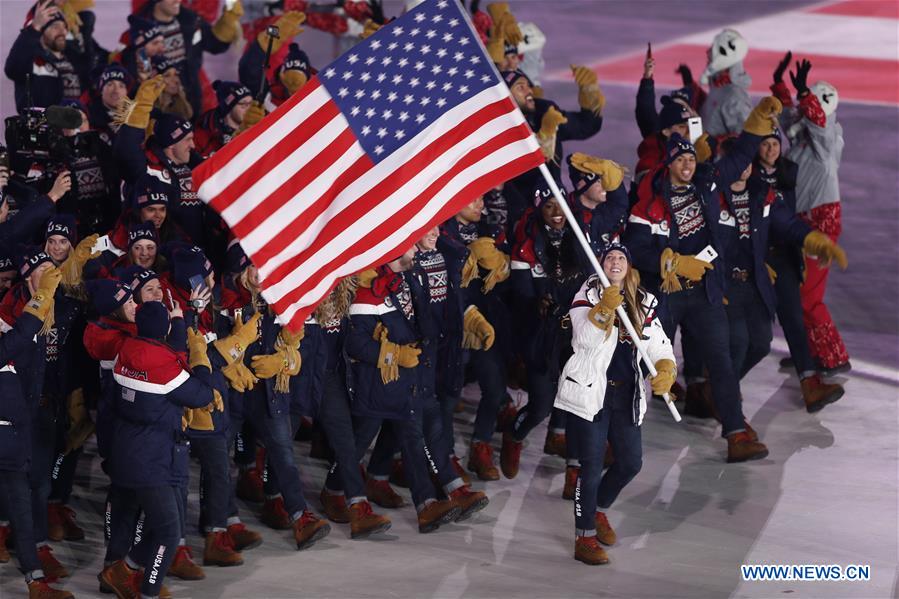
[801,374,844,413]
[99,559,135,596]
[51,505,84,541]
[449,485,489,522]
[365,478,405,509]
[0,525,9,563]
[450,455,471,485]
[236,468,265,503]
[595,511,617,546]
[543,430,567,457]
[260,496,292,530]
[46,504,66,542]
[744,420,759,443]
[417,500,461,533]
[574,535,609,565]
[467,441,500,481]
[500,433,523,479]
[37,546,68,582]
[227,522,262,551]
[495,401,518,433]
[349,500,391,539]
[727,431,769,463]
[168,544,206,580]
[203,530,243,567]
[320,489,352,523]
[27,579,73,599]
[562,465,579,501]
[293,510,331,550]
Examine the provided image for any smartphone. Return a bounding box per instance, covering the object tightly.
[91,235,111,254]
[224,0,237,10]
[646,42,652,59]
[188,274,207,294]
[687,116,703,144]
[696,245,718,264]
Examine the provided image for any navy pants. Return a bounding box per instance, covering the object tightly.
[471,346,507,442]
[29,405,56,543]
[0,470,42,577]
[130,485,184,597]
[318,370,366,501]
[769,247,817,376]
[191,434,232,532]
[103,485,142,564]
[726,279,774,379]
[661,286,746,435]
[569,382,642,535]
[49,447,80,505]
[512,368,566,442]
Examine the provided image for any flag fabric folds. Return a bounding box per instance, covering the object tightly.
[193,0,544,330]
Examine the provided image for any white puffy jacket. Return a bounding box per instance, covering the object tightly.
[553,276,675,425]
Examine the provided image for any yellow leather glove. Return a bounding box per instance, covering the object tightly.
[743,96,784,136]
[676,253,714,281]
[59,1,84,36]
[765,262,777,285]
[485,13,509,64]
[396,343,421,368]
[586,284,622,332]
[537,106,567,161]
[568,153,624,191]
[486,2,511,24]
[650,359,677,395]
[239,101,266,132]
[357,268,378,288]
[374,324,399,384]
[481,253,510,293]
[187,407,214,431]
[659,247,682,293]
[359,19,381,40]
[460,252,479,288]
[260,11,305,53]
[64,388,95,454]
[462,307,495,350]
[60,234,101,287]
[23,267,61,321]
[501,14,522,46]
[187,328,211,371]
[467,237,510,293]
[571,65,604,115]
[695,133,712,163]
[280,70,307,95]
[221,359,258,392]
[214,312,262,365]
[126,75,165,130]
[211,389,224,412]
[803,231,847,269]
[212,0,243,44]
[250,351,289,379]
[181,408,192,431]
[275,344,301,392]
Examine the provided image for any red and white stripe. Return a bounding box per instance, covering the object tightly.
[194,77,542,330]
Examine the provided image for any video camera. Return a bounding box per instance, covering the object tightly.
[4,105,89,183]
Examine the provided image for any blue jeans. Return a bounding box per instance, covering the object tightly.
[319,370,366,501]
[191,435,232,532]
[0,470,42,577]
[569,382,642,535]
[129,485,183,597]
[726,279,773,379]
[662,286,746,435]
[769,247,816,376]
[49,446,80,505]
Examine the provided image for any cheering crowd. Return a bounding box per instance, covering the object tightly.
[0,0,852,595]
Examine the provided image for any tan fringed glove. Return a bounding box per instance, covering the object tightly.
[695,133,712,163]
[187,388,224,431]
[214,312,262,365]
[571,65,605,115]
[660,248,713,293]
[537,106,567,161]
[462,307,495,350]
[481,253,510,293]
[765,262,777,285]
[357,268,378,288]
[650,359,677,395]
[250,351,288,379]
[59,1,85,36]
[460,252,479,288]
[359,19,381,40]
[260,11,305,52]
[803,231,847,269]
[221,359,258,392]
[568,153,624,190]
[743,96,784,136]
[181,408,192,431]
[187,328,211,371]
[659,247,682,293]
[373,323,400,384]
[239,101,265,133]
[586,284,622,333]
[23,267,61,322]
[280,70,308,95]
[275,344,301,393]
[124,75,165,130]
[212,0,243,44]
[60,234,101,287]
[467,237,510,293]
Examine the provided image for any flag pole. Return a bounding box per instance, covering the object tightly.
[537,163,681,422]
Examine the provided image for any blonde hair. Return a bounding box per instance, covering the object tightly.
[313,276,358,324]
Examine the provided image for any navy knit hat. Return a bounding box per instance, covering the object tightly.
[18,248,54,279]
[45,214,78,245]
[98,64,131,91]
[86,278,133,316]
[665,133,696,165]
[128,14,163,49]
[59,98,87,115]
[40,11,66,33]
[658,95,691,132]
[135,301,169,340]
[152,113,193,148]
[503,41,518,56]
[117,265,160,298]
[281,44,313,77]
[599,241,631,264]
[226,239,251,274]
[172,246,213,291]
[131,176,171,211]
[128,221,159,249]
[762,126,782,144]
[567,155,601,194]
[501,69,533,89]
[152,55,182,75]
[213,80,252,115]
[532,178,554,208]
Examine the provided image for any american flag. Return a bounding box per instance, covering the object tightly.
[192,0,543,330]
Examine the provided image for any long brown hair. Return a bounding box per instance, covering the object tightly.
[620,267,646,339]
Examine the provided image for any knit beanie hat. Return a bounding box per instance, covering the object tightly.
[135,300,169,340]
[87,278,133,316]
[45,214,78,245]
